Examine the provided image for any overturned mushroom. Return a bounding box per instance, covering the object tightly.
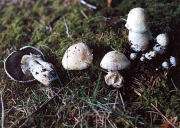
[125,7,148,33]
[4,46,57,85]
[62,42,93,70]
[100,51,130,88]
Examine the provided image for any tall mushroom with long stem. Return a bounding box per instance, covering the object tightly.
[100,51,130,88]
[125,7,152,52]
[4,46,57,85]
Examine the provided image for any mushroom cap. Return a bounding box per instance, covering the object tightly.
[128,31,152,51]
[100,51,130,71]
[62,42,93,70]
[4,46,44,83]
[125,7,148,33]
[156,33,169,46]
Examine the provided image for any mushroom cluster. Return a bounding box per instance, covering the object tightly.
[126,7,152,52]
[4,8,177,89]
[4,46,57,85]
[126,8,177,70]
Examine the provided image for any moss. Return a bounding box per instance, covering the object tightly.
[0,0,180,127]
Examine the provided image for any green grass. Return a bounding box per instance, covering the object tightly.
[0,0,180,127]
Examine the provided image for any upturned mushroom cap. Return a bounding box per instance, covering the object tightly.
[62,42,93,70]
[128,31,152,51]
[100,51,130,71]
[105,71,124,88]
[125,7,148,33]
[4,46,44,83]
[156,33,169,46]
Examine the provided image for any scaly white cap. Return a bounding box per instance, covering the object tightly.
[62,42,93,70]
[100,51,130,71]
[125,7,148,33]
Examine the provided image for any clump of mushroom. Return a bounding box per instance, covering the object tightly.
[100,51,130,88]
[125,7,152,52]
[4,46,57,85]
[62,42,93,70]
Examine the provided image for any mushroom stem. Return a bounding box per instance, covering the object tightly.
[21,54,57,85]
[105,71,124,88]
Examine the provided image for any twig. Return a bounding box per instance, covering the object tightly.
[80,0,97,10]
[151,103,176,128]
[110,46,117,51]
[80,10,88,19]
[119,92,125,111]
[63,16,70,38]
[121,18,127,22]
[171,78,178,91]
[0,91,4,128]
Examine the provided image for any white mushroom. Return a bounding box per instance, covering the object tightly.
[153,33,169,54]
[156,33,169,46]
[128,31,152,52]
[170,56,176,67]
[125,7,148,33]
[100,51,130,88]
[130,53,137,60]
[153,44,166,54]
[162,61,169,70]
[144,51,157,60]
[140,54,145,61]
[62,42,93,70]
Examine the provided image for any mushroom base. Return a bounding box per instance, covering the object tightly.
[104,71,124,88]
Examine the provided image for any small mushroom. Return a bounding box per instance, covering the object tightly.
[156,33,169,46]
[4,46,57,85]
[140,54,145,61]
[100,51,130,88]
[170,56,176,67]
[128,31,152,52]
[62,42,93,70]
[153,44,166,54]
[130,53,137,60]
[125,7,148,33]
[162,61,169,70]
[144,51,157,60]
[153,33,169,54]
